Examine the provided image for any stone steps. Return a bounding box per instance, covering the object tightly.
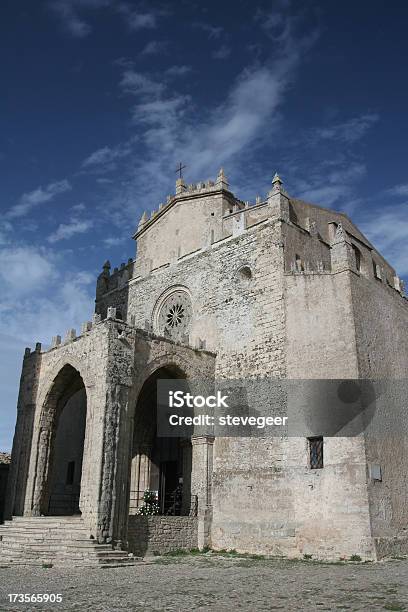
[0,516,139,567]
[1,526,87,536]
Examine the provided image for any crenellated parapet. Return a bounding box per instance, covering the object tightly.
[96,258,134,298]
[94,168,406,317]
[284,219,406,299]
[134,168,232,239]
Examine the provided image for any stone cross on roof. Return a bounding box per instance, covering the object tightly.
[175,162,186,179]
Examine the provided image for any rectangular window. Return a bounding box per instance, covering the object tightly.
[308,437,323,469]
[66,461,75,485]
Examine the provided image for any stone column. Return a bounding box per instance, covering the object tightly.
[191,435,214,549]
[96,321,136,549]
[30,428,53,516]
[97,382,133,548]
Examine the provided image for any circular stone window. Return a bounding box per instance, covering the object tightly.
[238,265,252,280]
[156,290,193,341]
[236,265,253,284]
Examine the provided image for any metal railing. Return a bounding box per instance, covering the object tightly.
[129,489,198,517]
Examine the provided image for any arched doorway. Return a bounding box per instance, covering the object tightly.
[39,364,87,516]
[129,365,193,516]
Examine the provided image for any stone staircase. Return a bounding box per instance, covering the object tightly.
[0,516,139,567]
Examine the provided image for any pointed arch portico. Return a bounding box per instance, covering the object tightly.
[29,363,90,517]
[8,318,216,550]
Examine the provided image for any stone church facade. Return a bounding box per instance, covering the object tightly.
[3,169,408,563]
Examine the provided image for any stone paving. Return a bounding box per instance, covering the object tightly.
[1,553,408,611]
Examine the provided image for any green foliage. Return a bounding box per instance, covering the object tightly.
[136,490,160,516]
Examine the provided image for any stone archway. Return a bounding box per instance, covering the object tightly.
[32,364,88,516]
[129,364,193,517]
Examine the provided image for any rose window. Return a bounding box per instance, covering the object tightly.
[166,303,185,328]
[156,290,193,341]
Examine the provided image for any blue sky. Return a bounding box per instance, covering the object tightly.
[1,0,408,450]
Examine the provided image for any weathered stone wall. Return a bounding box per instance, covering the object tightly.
[350,272,408,554]
[127,211,292,555]
[128,516,198,556]
[128,218,285,373]
[95,283,129,321]
[284,270,374,559]
[22,321,112,534]
[7,312,215,550]
[98,182,407,559]
[285,272,359,379]
[134,188,234,276]
[283,222,331,273]
[9,172,408,561]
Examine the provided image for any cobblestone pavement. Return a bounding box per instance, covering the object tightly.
[1,554,408,611]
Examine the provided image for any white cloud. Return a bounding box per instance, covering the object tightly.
[117,3,161,31]
[98,5,320,226]
[48,218,93,243]
[308,114,379,145]
[296,163,367,207]
[0,271,94,346]
[0,246,57,296]
[298,185,347,207]
[49,0,111,37]
[0,242,95,449]
[166,65,192,77]
[193,22,223,39]
[181,66,285,177]
[70,270,95,284]
[104,236,127,247]
[0,221,13,245]
[132,96,191,128]
[71,202,86,212]
[140,40,167,56]
[49,0,163,37]
[7,179,72,219]
[128,12,156,30]
[212,45,231,60]
[120,70,165,97]
[359,203,408,276]
[387,184,408,197]
[327,164,366,184]
[81,143,132,170]
[50,0,92,37]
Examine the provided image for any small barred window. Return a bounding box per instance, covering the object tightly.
[308,437,323,469]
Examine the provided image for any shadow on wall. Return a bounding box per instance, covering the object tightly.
[128,515,150,556]
[0,459,10,523]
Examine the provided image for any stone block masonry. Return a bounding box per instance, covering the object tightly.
[5,168,408,564]
[128,516,198,556]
